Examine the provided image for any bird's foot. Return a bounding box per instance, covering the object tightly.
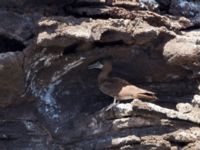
[106,102,117,111]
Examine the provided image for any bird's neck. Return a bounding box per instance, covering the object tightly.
[98,68,111,84]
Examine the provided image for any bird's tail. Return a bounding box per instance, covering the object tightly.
[137,92,158,101]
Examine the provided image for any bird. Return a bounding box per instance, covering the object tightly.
[88,56,157,105]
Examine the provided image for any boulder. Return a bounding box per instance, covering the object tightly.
[163,29,200,77]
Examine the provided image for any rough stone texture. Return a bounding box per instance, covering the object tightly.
[37,16,175,47]
[163,30,200,67]
[164,127,200,143]
[0,10,34,44]
[183,141,200,150]
[192,94,200,106]
[66,6,193,30]
[169,0,200,17]
[0,0,76,8]
[176,103,193,113]
[141,136,171,150]
[0,52,27,107]
[0,0,200,149]
[62,100,200,149]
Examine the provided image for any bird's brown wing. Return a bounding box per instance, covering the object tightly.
[130,85,155,95]
[99,77,130,97]
[99,77,157,101]
[128,85,157,100]
[109,78,155,96]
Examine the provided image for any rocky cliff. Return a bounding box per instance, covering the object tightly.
[0,0,200,149]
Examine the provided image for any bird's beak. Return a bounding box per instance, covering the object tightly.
[88,61,103,69]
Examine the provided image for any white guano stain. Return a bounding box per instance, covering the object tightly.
[26,55,85,122]
[51,56,85,82]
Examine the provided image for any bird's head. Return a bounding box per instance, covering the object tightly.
[88,56,113,70]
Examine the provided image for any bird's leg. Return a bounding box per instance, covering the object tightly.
[113,97,117,104]
[106,97,117,111]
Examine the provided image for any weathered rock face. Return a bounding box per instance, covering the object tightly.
[164,30,200,60]
[0,10,34,107]
[0,52,25,107]
[0,10,34,44]
[35,16,190,83]
[164,29,200,78]
[169,0,200,17]
[0,0,200,149]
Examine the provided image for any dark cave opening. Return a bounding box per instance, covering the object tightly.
[94,40,125,47]
[0,36,25,53]
[156,0,171,13]
[63,9,111,20]
[180,24,200,32]
[62,43,78,55]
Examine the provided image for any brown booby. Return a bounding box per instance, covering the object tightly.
[88,57,157,104]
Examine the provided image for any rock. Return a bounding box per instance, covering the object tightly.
[0,0,75,8]
[183,141,200,150]
[65,6,192,30]
[112,103,133,118]
[163,30,200,75]
[192,95,200,106]
[176,103,193,113]
[112,116,158,130]
[108,135,141,148]
[102,103,133,119]
[169,0,200,18]
[164,129,197,143]
[131,99,200,124]
[141,136,171,150]
[156,0,171,11]
[66,134,141,150]
[37,16,173,47]
[106,0,139,7]
[93,135,141,149]
[0,10,34,44]
[164,127,200,148]
[191,14,200,27]
[0,52,26,107]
